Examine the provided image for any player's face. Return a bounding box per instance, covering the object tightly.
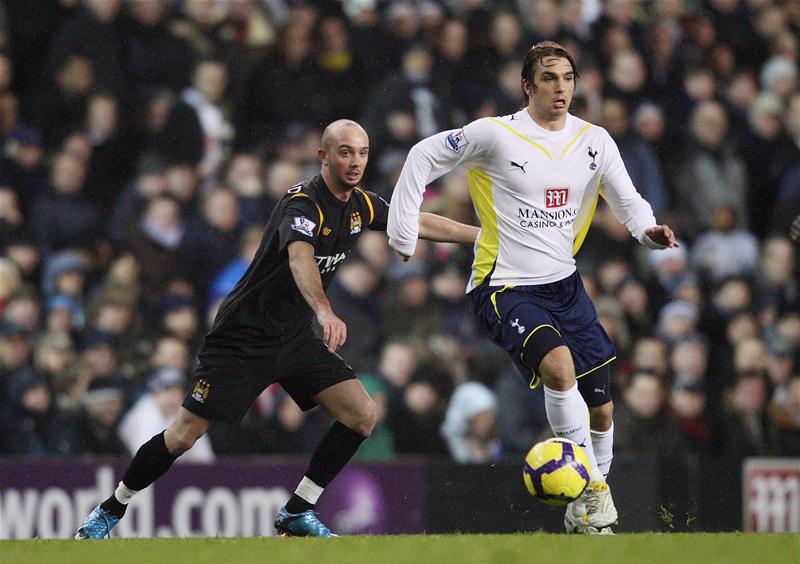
[527,56,575,121]
[321,128,369,190]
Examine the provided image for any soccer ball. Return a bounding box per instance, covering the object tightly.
[523,437,591,506]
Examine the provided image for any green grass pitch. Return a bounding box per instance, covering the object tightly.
[2,533,797,564]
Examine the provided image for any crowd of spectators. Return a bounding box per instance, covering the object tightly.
[0,0,798,470]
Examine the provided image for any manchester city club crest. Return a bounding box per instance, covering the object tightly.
[350,212,362,234]
[191,379,210,403]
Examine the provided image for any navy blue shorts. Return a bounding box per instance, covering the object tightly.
[469,270,615,406]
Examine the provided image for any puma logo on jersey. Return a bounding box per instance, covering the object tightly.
[511,318,525,334]
[510,160,527,173]
[594,386,606,395]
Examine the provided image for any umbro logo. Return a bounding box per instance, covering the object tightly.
[510,160,527,173]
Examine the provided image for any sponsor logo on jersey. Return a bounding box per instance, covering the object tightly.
[291,216,316,237]
[517,206,579,229]
[445,129,469,153]
[545,187,570,208]
[191,379,210,403]
[350,212,362,234]
[315,252,347,274]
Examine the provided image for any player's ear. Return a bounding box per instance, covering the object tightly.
[318,147,328,166]
[521,78,533,98]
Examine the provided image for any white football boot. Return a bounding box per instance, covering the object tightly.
[564,481,618,534]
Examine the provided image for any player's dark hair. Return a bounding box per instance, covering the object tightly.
[521,41,579,103]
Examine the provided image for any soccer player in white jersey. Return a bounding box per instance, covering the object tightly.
[387,41,677,534]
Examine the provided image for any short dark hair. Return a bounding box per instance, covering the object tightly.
[521,41,579,102]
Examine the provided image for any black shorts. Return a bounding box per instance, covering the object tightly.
[183,327,354,422]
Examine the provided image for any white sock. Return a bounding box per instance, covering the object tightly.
[591,423,614,481]
[544,383,599,473]
[113,481,138,505]
[294,476,324,505]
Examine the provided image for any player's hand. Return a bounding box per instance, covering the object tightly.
[317,308,347,351]
[645,224,678,248]
[396,251,411,262]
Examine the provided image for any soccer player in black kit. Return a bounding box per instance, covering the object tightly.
[75,120,479,538]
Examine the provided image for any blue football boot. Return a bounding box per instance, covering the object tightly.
[274,506,337,537]
[74,506,121,539]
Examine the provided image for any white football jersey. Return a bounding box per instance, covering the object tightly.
[387,110,663,291]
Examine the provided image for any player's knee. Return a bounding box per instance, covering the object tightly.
[166,428,201,455]
[539,353,575,390]
[171,434,197,455]
[165,419,208,455]
[589,401,613,431]
[352,398,378,437]
[523,332,572,390]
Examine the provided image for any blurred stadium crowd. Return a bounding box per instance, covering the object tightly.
[0,0,798,467]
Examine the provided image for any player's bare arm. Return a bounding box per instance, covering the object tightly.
[288,240,347,351]
[418,212,480,245]
[394,213,479,260]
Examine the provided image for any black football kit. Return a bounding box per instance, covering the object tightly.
[183,175,390,421]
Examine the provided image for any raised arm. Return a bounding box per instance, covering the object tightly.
[287,241,346,351]
[418,212,479,245]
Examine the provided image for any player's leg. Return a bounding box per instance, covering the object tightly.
[536,344,600,474]
[569,350,618,531]
[560,271,617,483]
[289,379,377,514]
[589,401,614,480]
[275,332,375,537]
[470,284,600,471]
[521,331,617,533]
[75,408,210,539]
[77,352,265,539]
[525,271,617,533]
[275,379,376,536]
[470,283,615,532]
